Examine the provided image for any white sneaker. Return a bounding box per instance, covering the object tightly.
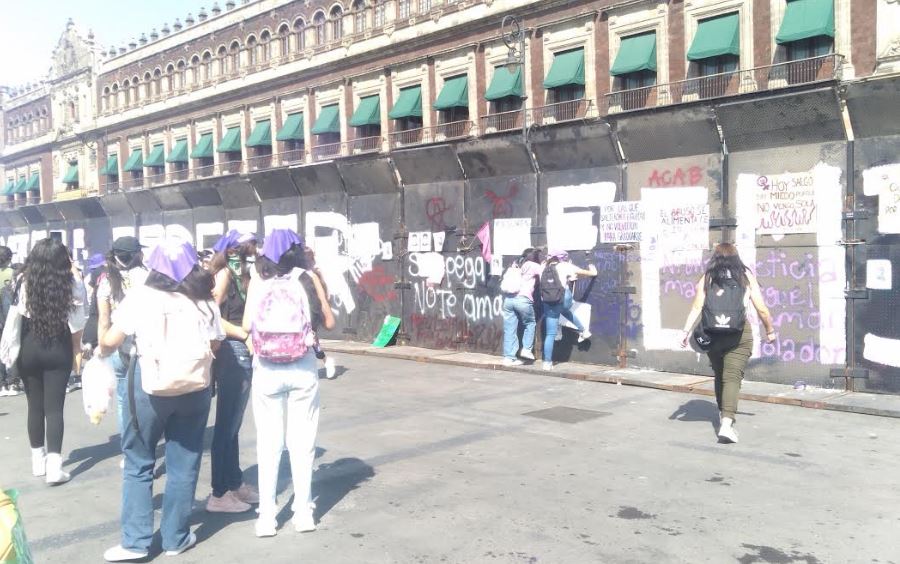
[255,519,277,538]
[293,513,316,533]
[578,330,592,343]
[165,532,196,556]
[519,349,535,360]
[717,417,739,444]
[45,453,70,485]
[542,361,554,371]
[31,447,46,477]
[502,358,523,366]
[324,357,336,379]
[104,545,149,562]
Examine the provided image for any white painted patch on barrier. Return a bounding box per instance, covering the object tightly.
[545,182,617,251]
[195,222,224,250]
[227,220,258,235]
[864,333,900,367]
[263,214,298,235]
[164,224,193,244]
[493,217,531,257]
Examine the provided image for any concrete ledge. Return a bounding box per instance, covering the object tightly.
[320,340,900,419]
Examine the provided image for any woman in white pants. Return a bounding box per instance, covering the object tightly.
[242,229,334,537]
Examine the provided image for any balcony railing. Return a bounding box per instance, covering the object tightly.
[480,109,524,134]
[217,160,242,175]
[348,136,383,154]
[121,175,145,191]
[247,153,273,171]
[529,99,592,125]
[389,128,425,149]
[430,120,473,142]
[146,170,167,187]
[311,141,343,162]
[170,168,189,182]
[605,53,843,114]
[280,148,307,165]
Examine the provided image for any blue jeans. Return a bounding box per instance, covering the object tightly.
[502,296,536,359]
[543,288,584,362]
[210,339,252,497]
[120,365,211,553]
[111,352,128,437]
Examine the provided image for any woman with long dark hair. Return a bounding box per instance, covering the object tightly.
[96,237,148,439]
[242,229,333,537]
[681,243,776,444]
[500,248,543,366]
[101,241,223,561]
[205,230,259,513]
[16,238,87,484]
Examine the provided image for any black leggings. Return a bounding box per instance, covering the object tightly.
[19,320,73,454]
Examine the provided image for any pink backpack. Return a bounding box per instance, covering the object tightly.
[251,271,314,363]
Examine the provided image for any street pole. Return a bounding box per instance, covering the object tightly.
[501,15,527,144]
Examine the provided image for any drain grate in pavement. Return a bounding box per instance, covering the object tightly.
[522,406,612,424]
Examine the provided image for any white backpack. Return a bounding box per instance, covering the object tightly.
[137,291,215,396]
[500,262,523,294]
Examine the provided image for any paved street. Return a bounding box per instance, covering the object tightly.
[1,353,898,564]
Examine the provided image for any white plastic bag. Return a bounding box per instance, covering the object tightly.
[81,355,116,425]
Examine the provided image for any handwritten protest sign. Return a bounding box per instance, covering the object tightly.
[754,172,817,234]
[599,201,643,243]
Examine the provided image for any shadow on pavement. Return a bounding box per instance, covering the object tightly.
[65,433,121,478]
[273,456,376,528]
[669,399,719,431]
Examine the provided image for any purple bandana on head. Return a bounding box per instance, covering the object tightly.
[147,240,199,283]
[87,253,106,271]
[549,249,569,262]
[212,229,256,253]
[262,229,303,264]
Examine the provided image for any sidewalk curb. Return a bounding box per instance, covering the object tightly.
[321,341,900,419]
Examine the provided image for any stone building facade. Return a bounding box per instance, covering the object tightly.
[0,0,892,205]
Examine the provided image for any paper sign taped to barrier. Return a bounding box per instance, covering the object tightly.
[492,217,532,256]
[866,259,892,290]
[546,212,596,251]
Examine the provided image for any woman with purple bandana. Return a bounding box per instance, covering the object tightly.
[541,250,597,371]
[242,229,334,538]
[205,230,260,513]
[100,241,224,562]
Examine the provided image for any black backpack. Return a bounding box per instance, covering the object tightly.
[701,277,745,334]
[540,261,565,304]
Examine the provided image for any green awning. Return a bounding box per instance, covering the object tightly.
[144,144,166,167]
[167,139,189,163]
[246,120,272,147]
[776,0,834,44]
[2,180,14,196]
[389,86,422,119]
[433,75,468,110]
[484,66,523,101]
[62,164,79,184]
[218,127,242,153]
[23,175,40,192]
[611,32,658,76]
[101,155,118,176]
[311,105,341,135]
[123,149,143,172]
[191,133,214,159]
[13,177,27,194]
[544,48,585,89]
[276,113,305,141]
[687,13,740,61]
[349,96,381,127]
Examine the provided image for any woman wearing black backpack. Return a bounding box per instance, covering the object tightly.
[681,243,776,444]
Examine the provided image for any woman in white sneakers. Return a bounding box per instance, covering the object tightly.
[101,241,223,561]
[243,229,334,537]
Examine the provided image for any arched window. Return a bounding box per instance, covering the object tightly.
[123,79,131,106]
[247,36,258,67]
[165,64,175,92]
[313,12,326,45]
[330,5,344,41]
[110,84,119,110]
[152,68,162,97]
[398,0,410,19]
[418,0,431,14]
[260,30,271,62]
[202,51,213,81]
[102,86,110,112]
[229,41,241,72]
[217,46,228,76]
[190,55,201,85]
[293,18,306,51]
[278,24,291,57]
[143,72,152,99]
[130,76,139,103]
[374,0,386,27]
[176,60,186,89]
[353,0,366,33]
